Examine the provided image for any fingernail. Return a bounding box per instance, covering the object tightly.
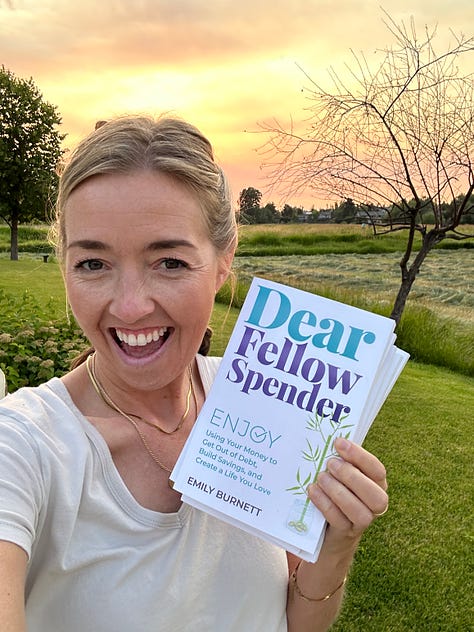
[328,457,343,472]
[336,437,350,451]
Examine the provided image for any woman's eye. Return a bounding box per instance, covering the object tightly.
[76,259,104,271]
[161,258,187,270]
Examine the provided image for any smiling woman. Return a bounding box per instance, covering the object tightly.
[0,115,390,632]
[62,170,228,386]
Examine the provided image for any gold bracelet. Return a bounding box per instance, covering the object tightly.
[291,562,347,603]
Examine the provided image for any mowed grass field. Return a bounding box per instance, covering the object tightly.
[234,250,474,327]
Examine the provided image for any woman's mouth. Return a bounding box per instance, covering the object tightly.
[112,327,170,357]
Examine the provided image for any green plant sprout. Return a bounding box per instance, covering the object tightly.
[286,412,353,533]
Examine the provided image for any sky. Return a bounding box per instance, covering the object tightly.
[1,0,473,209]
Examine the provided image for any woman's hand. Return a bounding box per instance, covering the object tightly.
[287,438,388,631]
[307,437,388,545]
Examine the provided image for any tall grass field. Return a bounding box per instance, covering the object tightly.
[0,223,473,630]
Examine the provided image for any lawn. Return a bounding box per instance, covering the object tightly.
[332,362,473,631]
[0,257,67,317]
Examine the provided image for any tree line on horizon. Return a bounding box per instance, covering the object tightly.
[238,186,474,227]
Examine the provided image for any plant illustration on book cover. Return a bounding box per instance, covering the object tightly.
[286,412,353,535]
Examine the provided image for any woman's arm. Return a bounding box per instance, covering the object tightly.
[286,437,388,632]
[0,540,28,632]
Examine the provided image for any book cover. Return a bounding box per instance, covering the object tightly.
[171,277,409,561]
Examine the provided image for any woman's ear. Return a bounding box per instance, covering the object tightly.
[215,244,236,292]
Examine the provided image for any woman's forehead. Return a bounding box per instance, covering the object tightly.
[63,171,210,243]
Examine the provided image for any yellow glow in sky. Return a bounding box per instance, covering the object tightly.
[1,0,472,208]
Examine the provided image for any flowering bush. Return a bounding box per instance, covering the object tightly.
[0,290,89,392]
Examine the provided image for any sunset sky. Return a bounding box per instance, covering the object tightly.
[1,0,472,208]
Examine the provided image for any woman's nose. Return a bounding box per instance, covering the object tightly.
[109,275,155,323]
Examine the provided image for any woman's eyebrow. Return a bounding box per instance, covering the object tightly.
[146,239,197,251]
[66,238,197,251]
[66,239,108,250]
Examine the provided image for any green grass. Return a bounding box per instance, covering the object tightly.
[0,258,68,318]
[208,303,239,356]
[332,362,473,631]
[0,250,473,630]
[237,224,473,256]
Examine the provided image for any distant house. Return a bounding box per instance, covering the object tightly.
[317,209,333,222]
[355,206,387,223]
[297,209,314,222]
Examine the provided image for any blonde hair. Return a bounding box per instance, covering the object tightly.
[51,115,237,259]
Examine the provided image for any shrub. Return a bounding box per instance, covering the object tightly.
[19,240,54,253]
[0,225,51,254]
[0,290,89,391]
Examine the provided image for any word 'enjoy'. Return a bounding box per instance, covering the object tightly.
[209,407,281,449]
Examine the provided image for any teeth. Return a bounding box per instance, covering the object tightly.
[137,333,147,346]
[116,327,167,346]
[128,333,138,346]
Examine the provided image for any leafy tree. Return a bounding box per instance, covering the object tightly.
[259,202,280,223]
[0,67,64,260]
[238,187,262,224]
[333,198,358,224]
[281,204,298,223]
[261,13,474,323]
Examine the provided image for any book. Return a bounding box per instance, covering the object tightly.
[171,277,409,562]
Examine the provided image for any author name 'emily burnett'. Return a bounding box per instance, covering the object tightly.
[186,476,263,516]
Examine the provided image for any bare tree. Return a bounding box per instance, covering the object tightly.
[260,14,474,324]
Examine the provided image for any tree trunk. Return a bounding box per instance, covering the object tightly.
[10,213,19,261]
[390,230,444,325]
[390,264,420,325]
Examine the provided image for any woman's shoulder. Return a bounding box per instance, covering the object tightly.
[0,377,86,443]
[1,377,68,414]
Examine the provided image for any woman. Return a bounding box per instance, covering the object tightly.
[0,116,388,631]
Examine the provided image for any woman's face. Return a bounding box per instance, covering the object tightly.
[63,170,233,390]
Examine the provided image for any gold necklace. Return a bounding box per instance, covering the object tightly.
[86,354,196,476]
[87,354,194,435]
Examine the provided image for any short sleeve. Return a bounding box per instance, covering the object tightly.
[0,412,45,557]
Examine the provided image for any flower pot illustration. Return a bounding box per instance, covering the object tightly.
[287,497,315,535]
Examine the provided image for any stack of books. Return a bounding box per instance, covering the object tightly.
[172,277,409,562]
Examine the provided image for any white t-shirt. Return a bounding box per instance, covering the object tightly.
[0,355,288,631]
